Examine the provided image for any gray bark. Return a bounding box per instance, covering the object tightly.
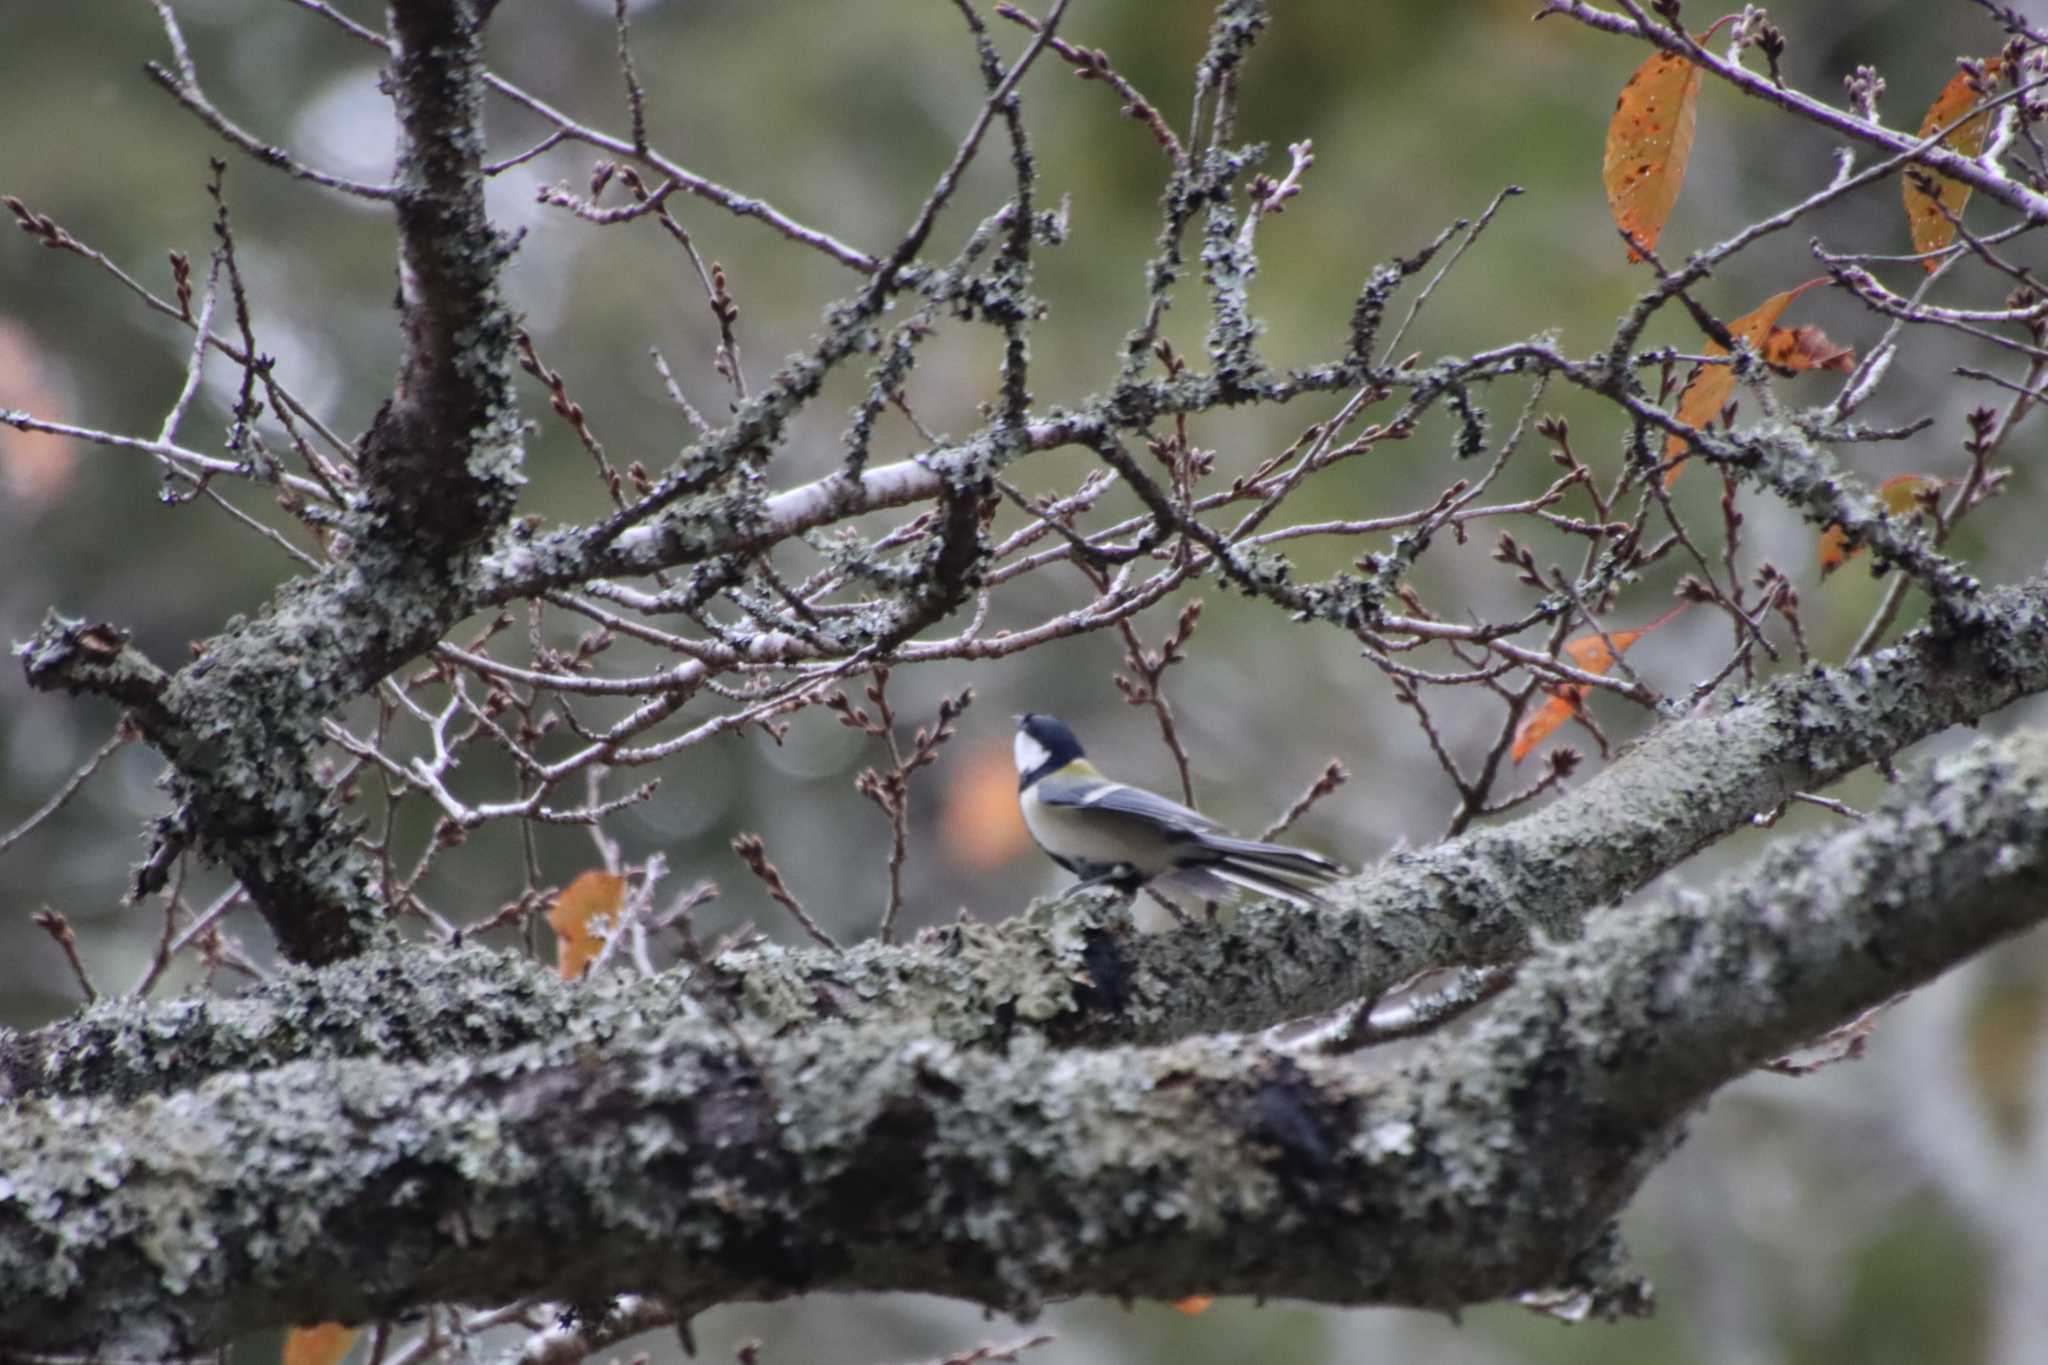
[4,729,2046,1355]
[11,579,2047,1109]
[10,0,2048,1354]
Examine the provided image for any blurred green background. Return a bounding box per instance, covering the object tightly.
[5,1,2047,1361]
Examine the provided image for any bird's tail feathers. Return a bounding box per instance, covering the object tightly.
[1201,861,1331,908]
[1193,833,1345,883]
[1148,833,1345,908]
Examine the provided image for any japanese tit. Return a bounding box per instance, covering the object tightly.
[1013,712,1344,907]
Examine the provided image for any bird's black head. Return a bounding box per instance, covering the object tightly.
[1014,712,1085,787]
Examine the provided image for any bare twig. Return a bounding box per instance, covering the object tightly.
[1309,964,1519,1053]
[31,909,99,1002]
[1260,760,1348,842]
[732,833,839,951]
[1108,599,1203,806]
[832,672,974,943]
[0,721,134,859]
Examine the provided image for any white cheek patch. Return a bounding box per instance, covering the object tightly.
[1014,730,1052,777]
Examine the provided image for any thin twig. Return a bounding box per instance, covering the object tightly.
[0,722,134,859]
[732,833,840,950]
[1259,760,1348,842]
[31,909,99,1002]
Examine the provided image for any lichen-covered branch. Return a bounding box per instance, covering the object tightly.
[22,0,2032,990]
[4,728,2045,1355]
[363,0,523,548]
[10,0,528,965]
[9,4,2048,1352]
[11,571,2046,1107]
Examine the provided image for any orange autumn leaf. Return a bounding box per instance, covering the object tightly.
[1904,59,2004,270]
[1818,473,1942,575]
[1511,606,1685,764]
[283,1324,357,1365]
[1762,324,1855,375]
[548,869,627,981]
[1661,278,1832,486]
[1172,1296,1215,1316]
[1604,49,1700,260]
[0,317,78,507]
[941,739,1031,871]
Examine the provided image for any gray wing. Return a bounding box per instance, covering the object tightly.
[1034,777,1225,840]
[1035,774,1344,906]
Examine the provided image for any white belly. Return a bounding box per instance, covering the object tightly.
[1021,785,1173,875]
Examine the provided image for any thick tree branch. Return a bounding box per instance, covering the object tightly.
[10,6,2048,1353]
[8,0,529,966]
[5,729,2046,1355]
[11,572,2047,1105]
[362,0,523,548]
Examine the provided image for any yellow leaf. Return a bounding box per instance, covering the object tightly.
[1661,279,1831,486]
[548,870,627,982]
[1603,50,1700,260]
[283,1324,357,1365]
[1904,60,2004,270]
[1818,474,1942,575]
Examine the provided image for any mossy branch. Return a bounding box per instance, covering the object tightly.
[5,727,2047,1354]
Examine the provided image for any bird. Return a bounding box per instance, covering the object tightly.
[1012,712,1344,908]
